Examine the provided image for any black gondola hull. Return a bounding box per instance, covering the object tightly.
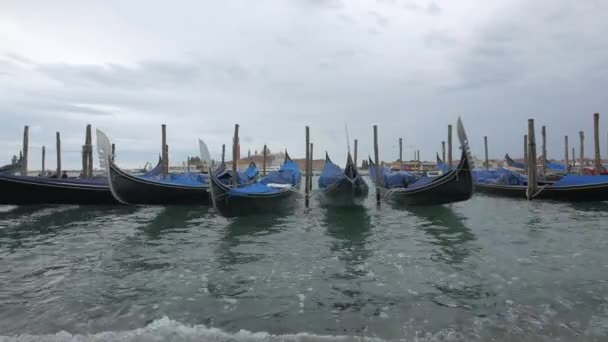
[0,175,116,205]
[209,176,299,217]
[378,149,474,207]
[475,182,608,202]
[109,162,210,205]
[318,177,369,206]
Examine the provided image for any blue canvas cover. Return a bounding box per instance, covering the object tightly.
[552,174,608,187]
[436,154,448,173]
[369,160,417,188]
[142,172,208,187]
[214,162,259,186]
[318,159,344,189]
[407,176,435,189]
[229,159,300,197]
[545,161,566,172]
[473,168,526,185]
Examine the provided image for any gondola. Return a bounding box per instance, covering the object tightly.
[0,174,116,205]
[369,118,474,207]
[209,152,301,217]
[318,152,368,206]
[0,161,21,175]
[475,173,608,201]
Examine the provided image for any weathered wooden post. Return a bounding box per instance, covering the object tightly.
[373,125,381,206]
[572,147,576,172]
[305,126,310,208]
[111,143,115,161]
[232,124,239,186]
[399,138,403,169]
[187,156,190,172]
[441,141,446,166]
[21,125,29,176]
[221,144,226,164]
[262,144,267,176]
[447,125,453,171]
[523,135,528,173]
[564,136,569,173]
[248,149,251,159]
[82,124,93,178]
[579,131,584,175]
[161,124,168,177]
[56,132,61,176]
[594,113,601,175]
[309,143,314,191]
[526,119,538,200]
[484,136,489,170]
[541,125,547,177]
[354,139,358,168]
[41,146,45,175]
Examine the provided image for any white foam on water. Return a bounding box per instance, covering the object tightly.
[0,316,387,342]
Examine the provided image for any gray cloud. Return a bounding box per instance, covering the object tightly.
[426,2,441,15]
[0,0,607,169]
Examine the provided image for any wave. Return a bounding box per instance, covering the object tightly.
[1,316,386,342]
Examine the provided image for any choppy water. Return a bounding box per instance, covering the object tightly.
[1,186,608,341]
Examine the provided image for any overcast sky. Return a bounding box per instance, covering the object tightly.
[0,0,607,169]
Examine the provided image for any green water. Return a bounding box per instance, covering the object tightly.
[1,192,608,341]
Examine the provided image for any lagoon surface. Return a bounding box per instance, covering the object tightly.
[1,188,608,341]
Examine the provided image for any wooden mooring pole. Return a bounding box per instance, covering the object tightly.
[221,144,226,164]
[305,126,310,208]
[399,138,403,169]
[579,131,584,175]
[232,124,239,186]
[161,124,168,177]
[41,146,45,175]
[21,125,29,176]
[309,143,314,191]
[111,143,115,162]
[441,141,446,165]
[373,125,380,206]
[524,135,528,173]
[354,139,358,168]
[447,125,453,171]
[484,136,489,170]
[262,144,267,176]
[526,119,538,200]
[564,136,569,173]
[572,147,576,172]
[56,132,61,176]
[541,125,547,177]
[82,124,93,178]
[594,113,601,176]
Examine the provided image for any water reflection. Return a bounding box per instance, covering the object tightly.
[215,214,285,270]
[408,205,476,265]
[139,205,211,239]
[0,206,138,251]
[324,205,372,279]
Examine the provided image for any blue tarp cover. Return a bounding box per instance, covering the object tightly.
[229,160,300,197]
[552,174,608,187]
[141,172,208,187]
[318,160,344,189]
[369,163,418,188]
[473,168,526,185]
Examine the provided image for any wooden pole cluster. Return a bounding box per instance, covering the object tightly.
[21,125,29,176]
[161,124,168,177]
[399,138,403,169]
[579,131,584,175]
[232,124,239,186]
[373,125,380,206]
[447,125,453,171]
[564,136,569,173]
[526,119,538,200]
[262,144,267,176]
[523,135,528,173]
[82,124,93,178]
[484,136,489,170]
[41,146,46,175]
[305,126,310,208]
[354,139,358,168]
[56,132,61,176]
[594,113,601,175]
